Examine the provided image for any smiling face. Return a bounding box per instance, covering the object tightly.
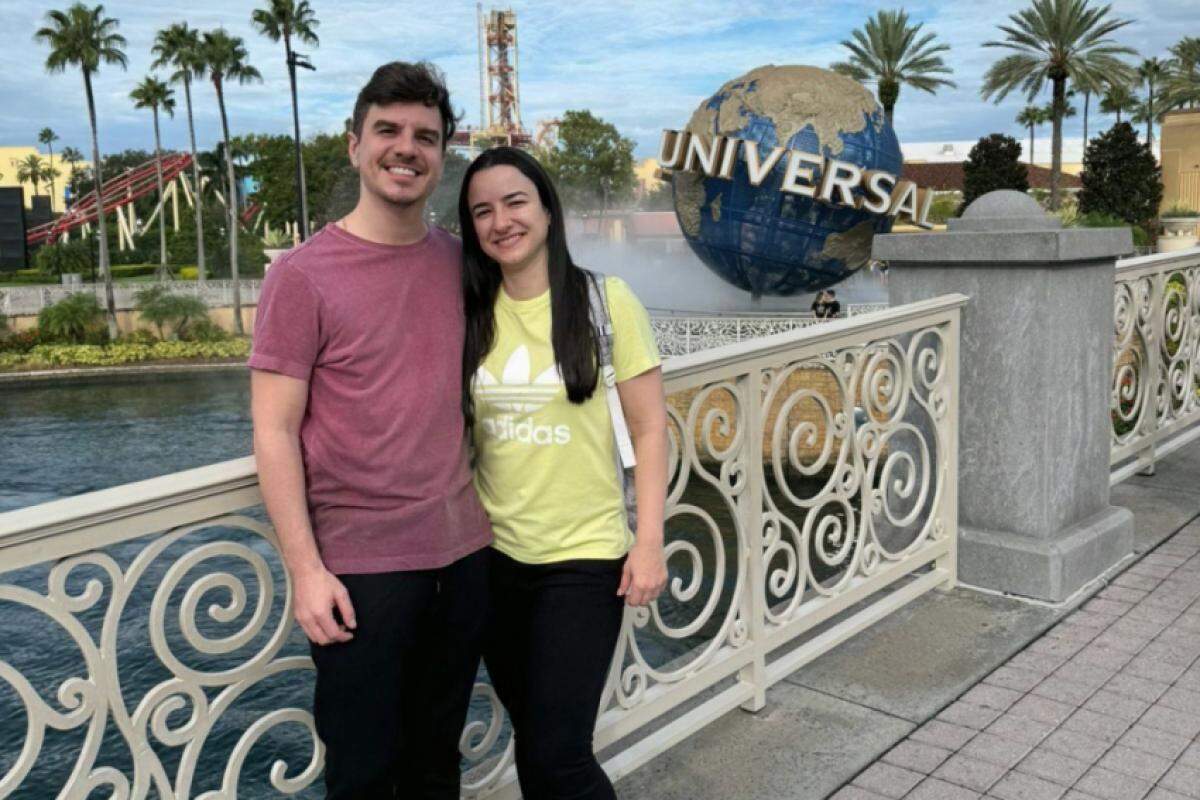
[467,165,552,271]
[348,101,445,211]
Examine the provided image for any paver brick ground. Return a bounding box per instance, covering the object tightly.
[837,522,1200,800]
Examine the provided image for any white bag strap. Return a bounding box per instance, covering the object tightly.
[586,271,637,469]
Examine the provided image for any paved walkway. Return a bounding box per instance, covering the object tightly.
[835,522,1200,800]
[616,442,1200,800]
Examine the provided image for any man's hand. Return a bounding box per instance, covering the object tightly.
[293,564,357,645]
[618,539,668,607]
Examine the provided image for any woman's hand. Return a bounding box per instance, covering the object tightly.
[618,538,668,607]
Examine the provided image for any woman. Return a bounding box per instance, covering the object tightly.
[459,146,669,800]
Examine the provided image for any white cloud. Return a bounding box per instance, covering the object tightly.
[2,0,1186,161]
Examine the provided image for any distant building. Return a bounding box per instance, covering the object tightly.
[0,145,87,214]
[634,157,665,199]
[568,210,686,254]
[902,162,1083,194]
[1160,110,1200,212]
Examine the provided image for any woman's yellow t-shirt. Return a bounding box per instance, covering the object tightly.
[471,276,661,564]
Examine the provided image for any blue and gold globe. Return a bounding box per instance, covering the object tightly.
[673,65,902,296]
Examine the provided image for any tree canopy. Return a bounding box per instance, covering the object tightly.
[961,134,1029,211]
[539,110,635,212]
[1078,121,1162,229]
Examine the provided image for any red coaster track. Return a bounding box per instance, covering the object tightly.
[27,153,194,246]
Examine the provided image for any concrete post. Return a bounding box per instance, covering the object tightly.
[873,190,1134,602]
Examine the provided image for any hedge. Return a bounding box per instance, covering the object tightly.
[109,264,160,278]
[0,339,250,370]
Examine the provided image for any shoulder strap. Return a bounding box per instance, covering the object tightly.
[585,270,637,469]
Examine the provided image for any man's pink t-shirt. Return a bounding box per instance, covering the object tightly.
[249,223,492,574]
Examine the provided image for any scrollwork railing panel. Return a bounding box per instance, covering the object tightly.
[0,507,321,799]
[1,296,962,799]
[1111,250,1200,478]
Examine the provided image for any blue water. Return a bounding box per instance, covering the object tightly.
[0,373,326,799]
[0,373,748,798]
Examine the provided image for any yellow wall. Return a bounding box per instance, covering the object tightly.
[0,145,89,214]
[1161,110,1200,213]
[634,157,665,197]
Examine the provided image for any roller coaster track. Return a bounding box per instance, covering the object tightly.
[26,153,261,247]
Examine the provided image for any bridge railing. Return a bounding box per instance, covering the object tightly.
[650,304,892,357]
[1111,247,1200,484]
[0,294,965,798]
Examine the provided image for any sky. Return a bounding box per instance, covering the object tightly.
[0,0,1193,162]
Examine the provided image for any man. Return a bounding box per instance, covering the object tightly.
[249,61,492,799]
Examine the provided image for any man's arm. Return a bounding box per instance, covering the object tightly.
[251,369,356,645]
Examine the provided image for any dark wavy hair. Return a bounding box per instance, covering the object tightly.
[351,61,457,149]
[459,147,598,430]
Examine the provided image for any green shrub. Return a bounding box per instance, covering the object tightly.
[1076,211,1126,228]
[109,264,160,278]
[1079,122,1162,229]
[1075,211,1149,248]
[185,317,231,342]
[926,196,959,225]
[32,240,91,276]
[0,271,52,285]
[37,293,107,344]
[134,284,210,339]
[961,134,1029,211]
[0,338,250,370]
[1162,204,1199,218]
[119,328,159,346]
[0,328,41,353]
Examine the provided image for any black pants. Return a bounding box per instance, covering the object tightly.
[309,548,489,800]
[485,549,626,800]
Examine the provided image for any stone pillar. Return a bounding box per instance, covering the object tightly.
[873,190,1134,602]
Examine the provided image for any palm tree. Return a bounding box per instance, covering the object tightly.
[153,22,208,284]
[13,154,47,198]
[980,0,1135,210]
[1137,58,1167,146]
[38,127,60,210]
[130,75,175,277]
[251,0,318,241]
[59,145,83,205]
[198,28,261,335]
[1081,89,1092,145]
[1100,82,1138,124]
[1163,37,1200,111]
[1016,105,1048,164]
[831,9,955,128]
[35,2,127,339]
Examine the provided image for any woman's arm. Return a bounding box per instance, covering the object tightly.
[616,366,669,606]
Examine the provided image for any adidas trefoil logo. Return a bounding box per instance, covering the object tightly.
[475,345,562,414]
[476,345,571,446]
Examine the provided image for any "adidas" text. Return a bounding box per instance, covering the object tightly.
[481,415,571,445]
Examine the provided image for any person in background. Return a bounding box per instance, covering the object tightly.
[811,289,830,318]
[825,289,842,319]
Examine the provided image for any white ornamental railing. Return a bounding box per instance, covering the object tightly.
[0,294,965,798]
[650,304,892,357]
[0,280,263,317]
[1111,247,1200,484]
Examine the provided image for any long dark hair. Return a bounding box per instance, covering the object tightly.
[459,147,598,430]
